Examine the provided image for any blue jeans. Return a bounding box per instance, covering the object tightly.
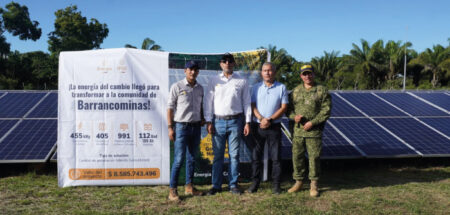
[212,115,244,189]
[170,123,201,188]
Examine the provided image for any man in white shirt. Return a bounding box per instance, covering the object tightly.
[204,53,251,195]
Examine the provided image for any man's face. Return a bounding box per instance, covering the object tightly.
[220,59,235,73]
[185,67,199,83]
[300,71,314,85]
[261,64,276,83]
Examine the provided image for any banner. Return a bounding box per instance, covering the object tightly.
[58,48,170,187]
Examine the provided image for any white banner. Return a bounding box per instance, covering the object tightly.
[58,48,170,187]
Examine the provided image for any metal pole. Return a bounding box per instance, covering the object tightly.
[402,26,408,91]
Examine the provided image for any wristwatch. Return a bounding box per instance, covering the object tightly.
[268,118,273,123]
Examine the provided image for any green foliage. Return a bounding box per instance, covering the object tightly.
[259,45,302,89]
[0,2,41,41]
[48,5,109,56]
[125,37,162,51]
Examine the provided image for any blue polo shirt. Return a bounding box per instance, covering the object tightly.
[251,81,289,123]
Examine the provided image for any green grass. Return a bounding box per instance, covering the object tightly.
[1,166,449,215]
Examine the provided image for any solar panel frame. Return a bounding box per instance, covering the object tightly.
[321,123,364,159]
[337,92,407,117]
[27,92,58,118]
[411,92,450,111]
[419,117,450,137]
[0,92,47,118]
[329,118,419,158]
[375,118,450,157]
[375,93,447,116]
[330,93,364,117]
[0,119,57,163]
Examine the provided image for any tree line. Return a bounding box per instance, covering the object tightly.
[0,2,449,90]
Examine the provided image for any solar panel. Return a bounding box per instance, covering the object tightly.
[412,92,450,111]
[0,120,18,139]
[322,123,363,158]
[375,118,450,156]
[0,119,57,162]
[51,152,57,162]
[27,92,58,118]
[281,130,292,159]
[329,118,418,157]
[375,93,447,116]
[338,93,407,117]
[419,117,450,136]
[0,92,46,118]
[330,93,363,117]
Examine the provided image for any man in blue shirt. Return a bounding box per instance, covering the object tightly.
[246,62,288,194]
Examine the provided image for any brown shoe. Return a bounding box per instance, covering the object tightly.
[310,180,319,197]
[185,183,204,196]
[168,188,180,201]
[288,180,303,193]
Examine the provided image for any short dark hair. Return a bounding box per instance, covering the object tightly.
[220,53,235,63]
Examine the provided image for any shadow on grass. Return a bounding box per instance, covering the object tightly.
[276,157,450,192]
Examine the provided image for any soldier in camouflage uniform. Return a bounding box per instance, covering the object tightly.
[286,64,331,197]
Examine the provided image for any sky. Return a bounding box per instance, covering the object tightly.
[2,0,450,61]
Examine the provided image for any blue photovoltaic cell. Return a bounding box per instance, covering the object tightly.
[27,93,58,118]
[376,118,450,156]
[375,93,447,116]
[0,119,56,161]
[0,120,18,139]
[322,123,363,158]
[0,93,46,118]
[281,122,363,159]
[330,93,363,117]
[413,92,450,111]
[329,118,417,157]
[338,93,406,117]
[419,117,450,136]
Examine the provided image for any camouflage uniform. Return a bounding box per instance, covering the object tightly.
[287,84,331,181]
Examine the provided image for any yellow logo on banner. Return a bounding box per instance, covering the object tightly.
[199,134,229,164]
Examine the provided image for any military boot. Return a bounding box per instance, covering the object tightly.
[168,188,180,201]
[310,180,319,197]
[288,180,303,193]
[185,183,204,196]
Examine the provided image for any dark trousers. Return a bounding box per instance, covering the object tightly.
[250,122,281,186]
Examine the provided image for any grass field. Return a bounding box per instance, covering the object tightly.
[1,161,449,215]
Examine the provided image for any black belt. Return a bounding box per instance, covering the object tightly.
[175,121,201,126]
[215,113,242,120]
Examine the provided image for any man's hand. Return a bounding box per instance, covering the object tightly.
[260,118,271,129]
[294,115,303,123]
[168,127,175,142]
[243,123,250,136]
[207,122,215,134]
[303,121,313,131]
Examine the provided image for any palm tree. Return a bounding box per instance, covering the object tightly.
[344,39,385,89]
[311,50,341,83]
[411,45,450,88]
[125,37,162,51]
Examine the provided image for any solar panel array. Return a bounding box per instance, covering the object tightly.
[280,91,450,159]
[0,91,57,163]
[0,90,449,163]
